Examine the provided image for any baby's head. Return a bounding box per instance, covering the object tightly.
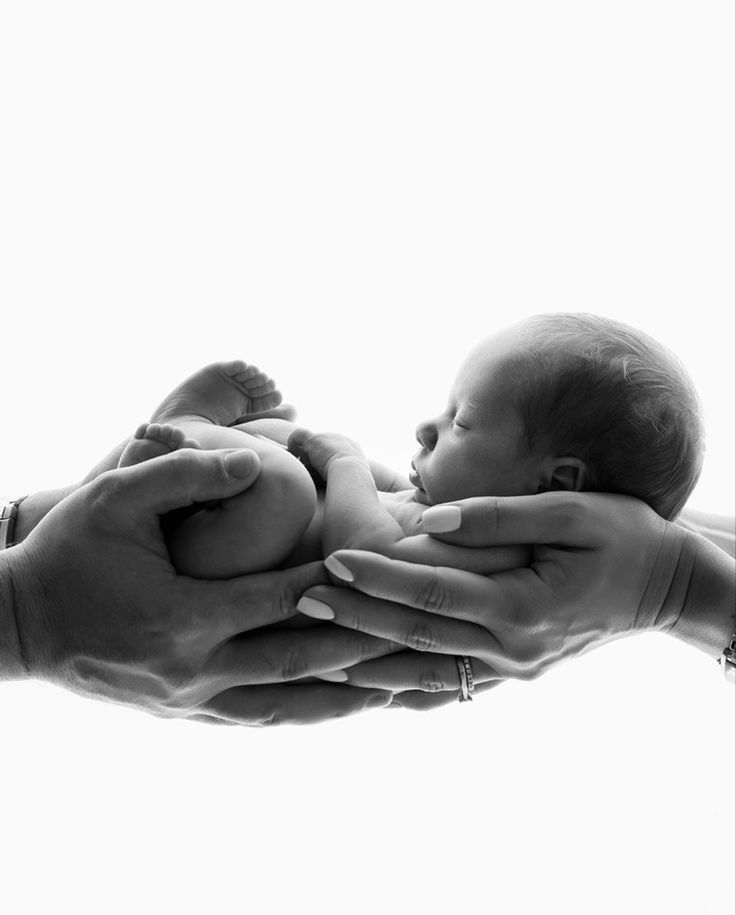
[411,313,703,519]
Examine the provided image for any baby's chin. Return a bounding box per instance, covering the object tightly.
[411,484,432,506]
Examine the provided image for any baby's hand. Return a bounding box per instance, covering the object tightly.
[287,428,367,481]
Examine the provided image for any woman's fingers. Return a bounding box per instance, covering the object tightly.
[202,683,392,726]
[388,534,531,576]
[420,492,611,547]
[298,583,502,658]
[327,651,499,693]
[203,626,399,690]
[301,559,546,675]
[322,549,535,629]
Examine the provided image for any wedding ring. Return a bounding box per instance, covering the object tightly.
[456,656,475,702]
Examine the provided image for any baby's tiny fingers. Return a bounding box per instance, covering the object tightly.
[286,426,314,458]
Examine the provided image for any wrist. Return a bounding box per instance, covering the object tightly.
[667,527,736,658]
[326,453,371,475]
[0,549,29,681]
[13,485,76,544]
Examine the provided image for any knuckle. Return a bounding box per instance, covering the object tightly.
[154,653,198,700]
[88,471,127,513]
[257,710,285,727]
[351,632,377,662]
[347,610,369,635]
[545,493,587,536]
[276,578,307,621]
[508,639,546,679]
[173,447,223,485]
[198,450,229,486]
[418,669,445,692]
[280,646,310,681]
[414,570,453,615]
[516,663,544,682]
[403,622,436,652]
[487,497,502,536]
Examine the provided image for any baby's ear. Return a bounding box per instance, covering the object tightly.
[538,457,587,493]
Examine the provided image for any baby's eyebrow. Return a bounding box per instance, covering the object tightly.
[461,392,482,412]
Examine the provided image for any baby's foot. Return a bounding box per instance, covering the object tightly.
[119,422,200,468]
[150,360,283,428]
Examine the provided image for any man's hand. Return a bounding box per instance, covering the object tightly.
[5,448,392,725]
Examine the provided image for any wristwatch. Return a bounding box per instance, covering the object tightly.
[720,636,736,684]
[0,497,26,550]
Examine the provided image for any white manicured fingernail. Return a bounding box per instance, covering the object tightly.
[296,597,335,620]
[324,555,354,582]
[317,669,348,683]
[421,505,462,533]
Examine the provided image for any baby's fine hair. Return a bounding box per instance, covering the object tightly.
[508,313,704,520]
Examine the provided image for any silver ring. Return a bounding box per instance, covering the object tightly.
[456,656,475,702]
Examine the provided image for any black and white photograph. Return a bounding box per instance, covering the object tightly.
[1,3,734,913]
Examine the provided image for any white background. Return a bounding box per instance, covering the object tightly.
[1,2,734,913]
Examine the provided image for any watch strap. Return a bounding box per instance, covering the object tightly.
[0,498,27,550]
[719,635,736,684]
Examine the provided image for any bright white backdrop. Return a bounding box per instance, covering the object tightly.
[1,3,734,913]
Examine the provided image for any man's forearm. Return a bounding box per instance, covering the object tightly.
[0,550,28,681]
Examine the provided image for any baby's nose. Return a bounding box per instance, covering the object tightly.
[415,420,437,450]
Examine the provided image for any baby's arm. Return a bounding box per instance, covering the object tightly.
[287,429,406,556]
[288,429,529,575]
[234,418,412,493]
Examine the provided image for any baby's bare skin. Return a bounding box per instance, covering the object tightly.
[120,361,317,578]
[119,361,528,579]
[287,429,530,574]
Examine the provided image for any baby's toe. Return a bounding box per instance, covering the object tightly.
[161,425,185,446]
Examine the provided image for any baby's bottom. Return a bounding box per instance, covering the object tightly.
[118,362,318,578]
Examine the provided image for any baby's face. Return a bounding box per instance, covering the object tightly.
[411,331,540,506]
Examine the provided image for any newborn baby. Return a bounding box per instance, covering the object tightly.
[119,313,704,578]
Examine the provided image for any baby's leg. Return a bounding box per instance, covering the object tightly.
[119,420,318,579]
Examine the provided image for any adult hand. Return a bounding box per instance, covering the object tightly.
[3,448,392,724]
[297,492,735,692]
[316,645,503,709]
[13,377,300,544]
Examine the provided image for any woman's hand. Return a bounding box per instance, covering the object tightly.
[3,447,393,724]
[319,648,503,710]
[297,492,735,693]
